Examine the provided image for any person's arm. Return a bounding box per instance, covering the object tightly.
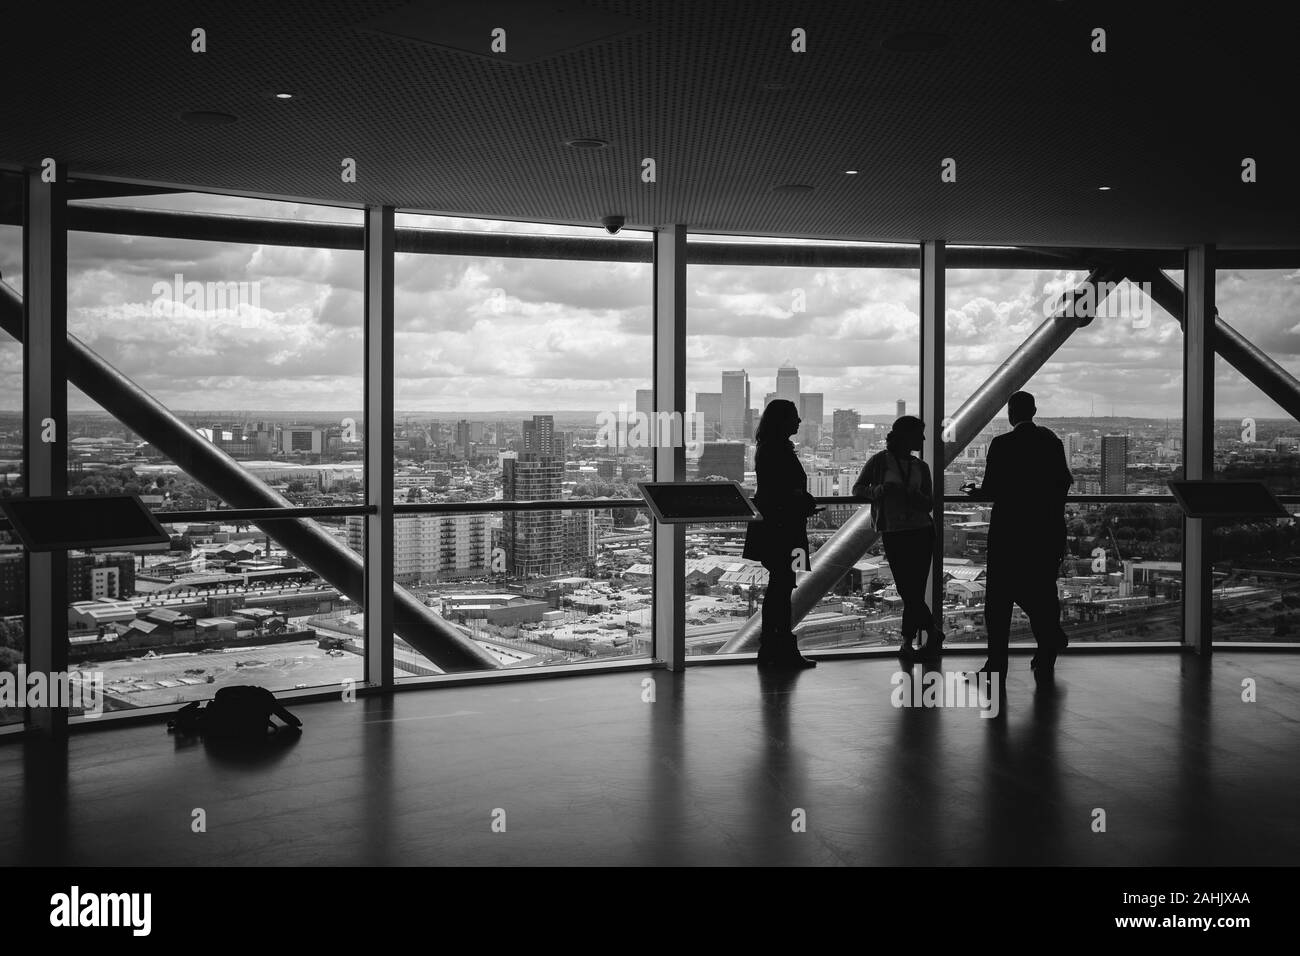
[795,447,816,515]
[852,454,882,500]
[1054,435,1073,496]
[851,457,872,499]
[975,438,1001,500]
[909,459,934,512]
[791,447,818,517]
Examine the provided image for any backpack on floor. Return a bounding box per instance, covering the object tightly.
[167,685,302,739]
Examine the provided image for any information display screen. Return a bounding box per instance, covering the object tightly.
[637,481,760,524]
[1,495,171,551]
[1167,480,1290,518]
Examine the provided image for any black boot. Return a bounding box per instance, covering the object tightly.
[1030,632,1068,671]
[918,627,944,663]
[768,629,816,669]
[757,629,780,667]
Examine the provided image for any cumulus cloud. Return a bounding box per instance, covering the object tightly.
[2,197,1298,421]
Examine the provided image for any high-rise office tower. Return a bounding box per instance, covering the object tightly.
[896,399,906,419]
[695,392,722,440]
[764,391,777,409]
[832,408,861,448]
[455,419,472,451]
[562,510,597,569]
[776,366,800,406]
[503,456,565,577]
[1101,435,1128,494]
[635,388,655,455]
[635,388,654,422]
[522,415,556,456]
[799,393,823,447]
[504,416,565,577]
[721,370,749,440]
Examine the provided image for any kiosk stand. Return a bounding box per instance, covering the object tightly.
[636,481,759,524]
[1167,480,1289,520]
[1167,479,1291,654]
[1,494,171,552]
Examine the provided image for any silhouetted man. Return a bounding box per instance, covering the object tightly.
[970,391,1072,677]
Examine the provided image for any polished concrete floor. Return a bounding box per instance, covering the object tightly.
[2,651,1297,866]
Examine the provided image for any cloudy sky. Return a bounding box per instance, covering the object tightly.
[0,191,1297,424]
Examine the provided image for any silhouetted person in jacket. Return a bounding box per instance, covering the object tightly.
[742,399,817,668]
[968,391,1072,677]
[854,416,941,662]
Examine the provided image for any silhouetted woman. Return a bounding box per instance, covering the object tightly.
[742,399,818,669]
[853,416,941,661]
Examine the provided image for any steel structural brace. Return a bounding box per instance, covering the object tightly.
[721,265,1128,652]
[0,281,501,672]
[721,264,1300,651]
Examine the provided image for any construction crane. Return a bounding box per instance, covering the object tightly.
[1105,517,1124,577]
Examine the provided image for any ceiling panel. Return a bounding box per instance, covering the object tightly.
[1,0,1296,247]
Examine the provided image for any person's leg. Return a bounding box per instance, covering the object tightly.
[982,559,1014,672]
[759,557,814,667]
[893,528,934,647]
[1023,563,1068,668]
[883,532,918,650]
[907,528,938,652]
[907,528,936,636]
[760,560,795,655]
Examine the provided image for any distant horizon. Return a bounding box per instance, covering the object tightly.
[0,409,1295,425]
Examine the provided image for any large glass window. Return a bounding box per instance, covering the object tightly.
[62,187,367,705]
[391,213,654,672]
[1212,266,1300,643]
[945,257,1186,490]
[0,170,23,726]
[65,189,366,511]
[685,238,921,656]
[14,176,1280,712]
[943,252,1185,648]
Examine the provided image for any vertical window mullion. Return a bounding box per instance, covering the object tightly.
[364,207,395,687]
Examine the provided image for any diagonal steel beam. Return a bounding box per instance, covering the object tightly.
[1141,269,1300,422]
[720,265,1127,652]
[0,280,501,672]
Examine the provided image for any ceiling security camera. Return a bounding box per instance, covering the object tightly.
[602,215,625,235]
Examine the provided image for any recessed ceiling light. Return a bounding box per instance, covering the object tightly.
[881,31,951,53]
[179,110,238,127]
[565,138,609,149]
[845,169,859,175]
[1098,185,1112,191]
[275,92,294,99]
[771,183,815,194]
